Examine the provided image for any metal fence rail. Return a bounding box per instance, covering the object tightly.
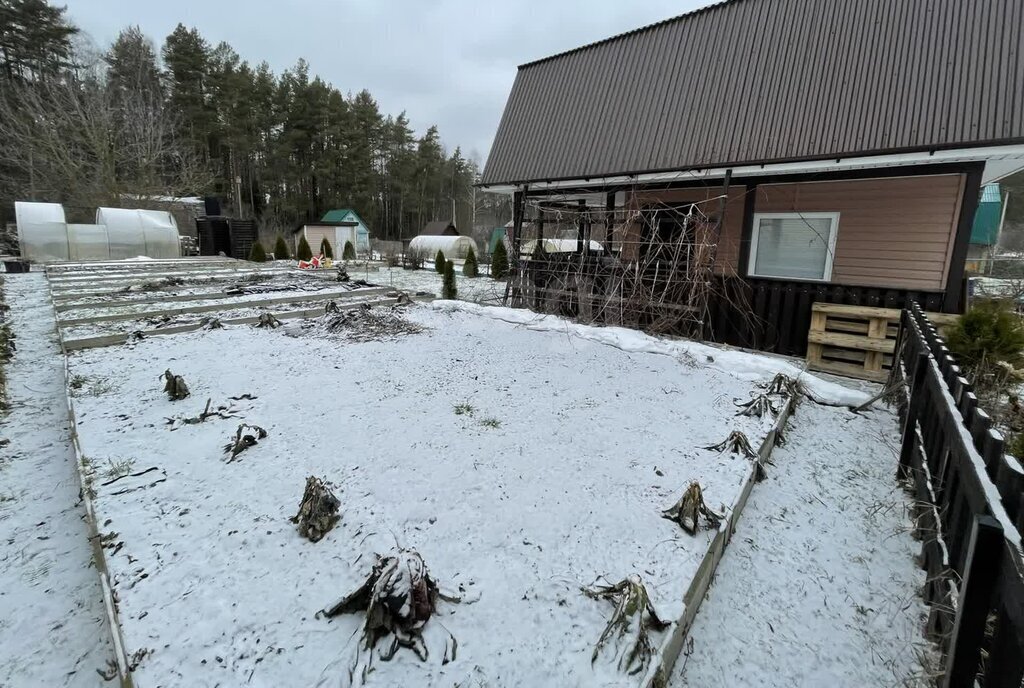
[897,303,1024,688]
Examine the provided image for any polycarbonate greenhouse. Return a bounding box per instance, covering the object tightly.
[13,201,181,262]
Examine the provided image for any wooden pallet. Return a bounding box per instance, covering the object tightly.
[806,303,959,382]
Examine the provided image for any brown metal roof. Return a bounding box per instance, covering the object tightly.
[420,220,458,236]
[481,0,1024,186]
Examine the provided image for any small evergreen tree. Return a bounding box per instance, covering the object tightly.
[947,299,1024,368]
[297,235,313,261]
[491,241,509,280]
[442,259,457,299]
[273,235,291,260]
[463,246,479,277]
[343,241,356,260]
[435,249,446,273]
[248,241,267,262]
[320,237,333,259]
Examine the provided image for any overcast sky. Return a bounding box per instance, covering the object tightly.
[63,0,708,167]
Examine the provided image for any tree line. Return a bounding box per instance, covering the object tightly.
[0,0,510,242]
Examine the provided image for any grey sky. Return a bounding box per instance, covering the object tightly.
[63,0,707,167]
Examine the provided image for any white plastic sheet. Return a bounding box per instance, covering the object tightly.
[67,224,111,261]
[95,208,180,259]
[14,202,69,261]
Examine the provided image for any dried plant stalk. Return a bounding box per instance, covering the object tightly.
[582,575,667,676]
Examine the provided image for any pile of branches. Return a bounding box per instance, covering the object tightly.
[583,575,667,676]
[320,548,457,680]
[290,476,341,542]
[314,303,422,342]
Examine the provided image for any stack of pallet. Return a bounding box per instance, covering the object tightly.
[806,303,958,382]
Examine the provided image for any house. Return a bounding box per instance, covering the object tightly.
[480,0,1024,355]
[293,220,359,257]
[420,220,459,237]
[320,209,371,254]
[965,185,1005,274]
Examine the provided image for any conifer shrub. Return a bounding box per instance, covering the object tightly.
[297,236,313,261]
[435,249,446,273]
[442,259,457,299]
[463,246,479,277]
[491,241,509,280]
[343,241,356,260]
[320,237,333,259]
[273,235,291,260]
[248,241,267,262]
[947,299,1024,369]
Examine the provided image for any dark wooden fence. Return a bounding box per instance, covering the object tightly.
[704,276,953,357]
[897,302,1024,687]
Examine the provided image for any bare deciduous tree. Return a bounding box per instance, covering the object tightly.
[0,68,211,216]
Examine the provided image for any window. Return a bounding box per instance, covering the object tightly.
[748,212,839,281]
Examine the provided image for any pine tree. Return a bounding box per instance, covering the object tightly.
[343,241,356,260]
[442,259,457,300]
[491,241,509,280]
[273,235,290,260]
[297,235,313,261]
[248,241,267,262]
[463,246,478,277]
[320,237,333,259]
[435,249,446,273]
[105,26,162,98]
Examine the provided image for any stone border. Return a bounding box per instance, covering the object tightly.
[641,393,797,688]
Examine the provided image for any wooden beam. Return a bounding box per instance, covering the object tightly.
[738,183,758,278]
[944,162,985,312]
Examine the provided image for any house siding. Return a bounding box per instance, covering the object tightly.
[753,174,965,290]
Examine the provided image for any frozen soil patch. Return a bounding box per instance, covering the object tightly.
[673,402,928,687]
[67,303,786,687]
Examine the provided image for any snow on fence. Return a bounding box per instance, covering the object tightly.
[896,302,1024,688]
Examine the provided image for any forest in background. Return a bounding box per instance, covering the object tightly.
[0,0,512,243]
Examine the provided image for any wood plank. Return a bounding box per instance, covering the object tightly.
[809,359,889,382]
[821,347,867,363]
[808,330,896,353]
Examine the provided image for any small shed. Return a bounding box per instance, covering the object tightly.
[293,221,359,258]
[321,209,371,253]
[421,220,459,236]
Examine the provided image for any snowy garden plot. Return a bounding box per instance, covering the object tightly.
[64,302,798,687]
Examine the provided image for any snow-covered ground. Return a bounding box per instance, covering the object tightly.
[360,264,505,304]
[0,273,114,685]
[65,299,793,687]
[673,401,928,687]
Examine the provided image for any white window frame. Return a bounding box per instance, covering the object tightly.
[747,212,840,282]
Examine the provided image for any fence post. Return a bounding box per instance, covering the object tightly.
[941,514,1003,688]
[899,351,930,480]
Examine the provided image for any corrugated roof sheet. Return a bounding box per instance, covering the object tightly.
[481,0,1024,186]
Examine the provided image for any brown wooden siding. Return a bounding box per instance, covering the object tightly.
[753,174,965,290]
[624,186,746,274]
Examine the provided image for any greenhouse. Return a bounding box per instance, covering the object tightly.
[13,202,181,262]
[407,234,477,260]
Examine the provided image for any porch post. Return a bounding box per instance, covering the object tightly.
[738,182,758,278]
[943,163,984,312]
